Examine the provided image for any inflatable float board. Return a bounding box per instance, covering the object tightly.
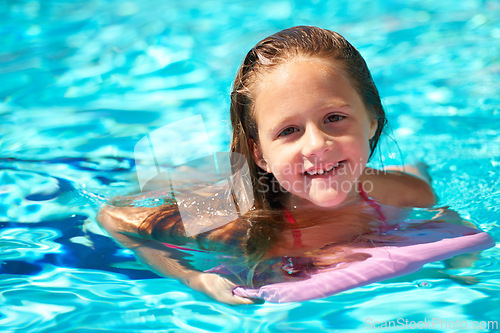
[232,221,495,303]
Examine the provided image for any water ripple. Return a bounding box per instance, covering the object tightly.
[0,227,62,261]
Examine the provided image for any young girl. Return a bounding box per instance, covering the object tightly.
[98,26,436,305]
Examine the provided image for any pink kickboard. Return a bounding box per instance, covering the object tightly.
[233,222,495,303]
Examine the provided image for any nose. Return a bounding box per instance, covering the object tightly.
[302,125,331,158]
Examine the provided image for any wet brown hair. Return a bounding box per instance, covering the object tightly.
[230,26,387,261]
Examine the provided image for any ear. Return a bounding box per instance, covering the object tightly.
[369,118,378,140]
[248,138,271,173]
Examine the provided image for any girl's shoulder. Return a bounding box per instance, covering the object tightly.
[360,167,436,208]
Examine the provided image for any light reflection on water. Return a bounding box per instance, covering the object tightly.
[0,0,499,331]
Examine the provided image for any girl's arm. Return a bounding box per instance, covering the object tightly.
[97,205,256,305]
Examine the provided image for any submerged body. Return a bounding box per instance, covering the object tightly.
[98,167,438,303]
[98,184,493,304]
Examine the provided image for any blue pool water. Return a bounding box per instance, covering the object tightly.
[1,0,499,331]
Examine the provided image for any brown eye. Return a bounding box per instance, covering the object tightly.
[325,114,345,123]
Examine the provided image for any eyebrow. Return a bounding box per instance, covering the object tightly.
[268,116,295,136]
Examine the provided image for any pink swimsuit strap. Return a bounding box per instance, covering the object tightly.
[282,207,304,248]
[358,182,388,225]
[283,182,390,247]
[162,243,208,253]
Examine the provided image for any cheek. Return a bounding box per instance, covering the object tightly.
[262,144,299,172]
[343,134,371,171]
[267,160,297,179]
[344,131,370,153]
[264,157,302,191]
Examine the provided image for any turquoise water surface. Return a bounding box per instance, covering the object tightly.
[1,0,499,332]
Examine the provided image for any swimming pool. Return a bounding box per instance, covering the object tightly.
[1,0,499,331]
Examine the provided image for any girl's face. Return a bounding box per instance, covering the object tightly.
[250,57,377,209]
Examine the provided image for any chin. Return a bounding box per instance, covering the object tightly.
[308,192,348,208]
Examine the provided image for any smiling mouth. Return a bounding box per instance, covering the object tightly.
[304,161,344,176]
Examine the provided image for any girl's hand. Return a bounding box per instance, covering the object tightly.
[98,207,258,305]
[185,272,259,305]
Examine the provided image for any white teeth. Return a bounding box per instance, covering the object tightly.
[306,162,341,176]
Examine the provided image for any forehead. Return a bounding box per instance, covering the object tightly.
[253,56,346,93]
[251,57,364,123]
